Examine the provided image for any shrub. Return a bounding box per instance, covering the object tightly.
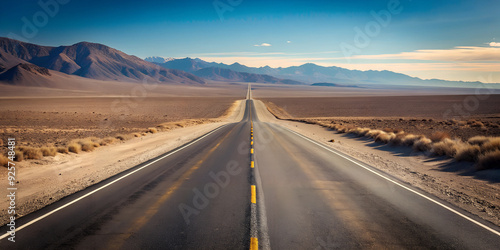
[0,155,8,167]
[79,139,97,152]
[68,142,81,153]
[14,150,23,161]
[413,137,432,152]
[116,134,133,141]
[455,144,481,162]
[391,133,407,145]
[470,121,485,128]
[468,136,489,146]
[375,132,396,144]
[19,146,43,160]
[429,131,450,142]
[366,130,384,139]
[100,137,116,145]
[481,137,500,153]
[57,147,69,154]
[133,133,142,137]
[476,150,500,170]
[41,147,57,156]
[431,138,460,157]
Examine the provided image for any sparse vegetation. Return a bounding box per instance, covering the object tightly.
[297,117,500,170]
[147,127,158,133]
[429,132,450,142]
[413,138,432,152]
[0,154,8,167]
[68,142,81,153]
[18,146,43,160]
[116,134,134,141]
[455,144,481,162]
[41,147,57,156]
[100,137,116,146]
[14,150,23,162]
[477,150,500,170]
[57,147,69,154]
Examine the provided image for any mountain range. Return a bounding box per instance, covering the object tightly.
[1,37,497,89]
[0,37,206,86]
[147,57,496,88]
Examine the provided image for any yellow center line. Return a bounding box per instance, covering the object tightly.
[251,185,256,204]
[107,126,236,249]
[250,148,254,154]
[251,141,253,146]
[250,237,258,250]
[250,161,254,168]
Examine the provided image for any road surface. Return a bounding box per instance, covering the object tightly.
[1,87,500,249]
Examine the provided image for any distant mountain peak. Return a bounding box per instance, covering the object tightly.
[144,56,174,64]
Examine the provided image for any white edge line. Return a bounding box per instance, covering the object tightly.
[0,124,229,240]
[282,126,500,238]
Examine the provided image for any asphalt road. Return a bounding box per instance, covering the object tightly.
[1,92,500,249]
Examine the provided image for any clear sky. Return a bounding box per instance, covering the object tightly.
[1,0,499,82]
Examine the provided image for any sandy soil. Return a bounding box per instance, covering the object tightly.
[255,99,500,227]
[261,95,500,140]
[0,99,246,225]
[0,97,239,148]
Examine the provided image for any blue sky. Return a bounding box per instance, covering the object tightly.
[1,0,499,82]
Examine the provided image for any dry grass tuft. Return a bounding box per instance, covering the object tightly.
[14,150,23,161]
[470,121,485,128]
[19,146,43,160]
[481,137,500,153]
[41,147,57,156]
[429,131,450,142]
[366,129,384,138]
[77,139,97,152]
[116,134,134,141]
[413,137,432,152]
[468,136,490,146]
[476,150,500,170]
[455,144,481,162]
[0,155,8,167]
[133,133,142,137]
[100,137,116,146]
[57,147,69,154]
[68,142,81,153]
[147,127,158,134]
[431,138,460,157]
[0,138,3,147]
[375,132,396,144]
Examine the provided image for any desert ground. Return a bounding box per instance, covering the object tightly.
[261,95,500,140]
[0,96,239,148]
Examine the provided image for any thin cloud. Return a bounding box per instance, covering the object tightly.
[348,46,500,61]
[490,42,500,47]
[254,43,271,47]
[287,41,292,44]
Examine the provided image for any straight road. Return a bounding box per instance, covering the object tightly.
[1,86,500,249]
